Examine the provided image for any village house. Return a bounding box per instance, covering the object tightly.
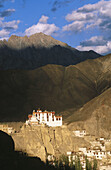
[78,146,111,160]
[47,154,55,162]
[66,151,86,170]
[100,164,111,170]
[26,109,62,127]
[73,129,86,137]
[0,124,14,134]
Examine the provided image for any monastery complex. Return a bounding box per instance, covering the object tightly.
[26,109,62,127]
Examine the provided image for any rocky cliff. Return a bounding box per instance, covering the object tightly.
[12,125,90,162]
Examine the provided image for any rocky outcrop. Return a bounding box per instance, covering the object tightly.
[12,125,90,162]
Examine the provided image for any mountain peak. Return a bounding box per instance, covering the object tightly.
[0,33,102,70]
[6,33,68,49]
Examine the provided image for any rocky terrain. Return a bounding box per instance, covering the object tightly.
[66,87,111,138]
[0,33,101,70]
[1,33,111,142]
[12,125,90,162]
[0,130,56,170]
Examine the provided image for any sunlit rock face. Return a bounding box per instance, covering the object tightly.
[12,125,90,162]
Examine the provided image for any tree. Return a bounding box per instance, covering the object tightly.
[85,156,92,170]
[75,156,82,170]
[93,159,97,170]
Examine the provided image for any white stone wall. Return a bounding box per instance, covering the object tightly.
[46,119,62,127]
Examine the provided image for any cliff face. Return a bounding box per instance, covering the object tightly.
[12,125,90,161]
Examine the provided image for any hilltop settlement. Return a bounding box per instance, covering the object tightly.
[1,108,111,170]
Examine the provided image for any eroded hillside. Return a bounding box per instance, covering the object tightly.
[66,87,111,138]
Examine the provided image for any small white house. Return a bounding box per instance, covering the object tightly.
[100,137,104,141]
[0,124,14,134]
[73,130,86,137]
[47,155,55,162]
[79,146,107,160]
[79,148,87,154]
[7,127,14,134]
[100,165,111,170]
[26,109,62,127]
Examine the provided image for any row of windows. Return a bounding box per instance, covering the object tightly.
[87,151,106,155]
[35,114,61,121]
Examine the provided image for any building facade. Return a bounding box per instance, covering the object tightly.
[0,124,14,134]
[73,130,86,137]
[26,109,62,127]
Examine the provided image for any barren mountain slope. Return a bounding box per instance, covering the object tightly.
[0,54,111,121]
[0,33,101,70]
[66,87,111,137]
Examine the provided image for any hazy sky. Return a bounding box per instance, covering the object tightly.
[0,0,111,54]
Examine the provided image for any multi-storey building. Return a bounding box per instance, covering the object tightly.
[26,109,62,127]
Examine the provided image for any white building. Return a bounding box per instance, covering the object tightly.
[79,147,107,160]
[0,124,14,134]
[73,130,86,137]
[47,155,55,162]
[66,151,86,170]
[100,164,111,170]
[26,109,62,127]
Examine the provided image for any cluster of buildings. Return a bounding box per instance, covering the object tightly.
[26,109,62,127]
[0,124,14,134]
[67,129,111,169]
[47,129,111,169]
[66,148,111,170]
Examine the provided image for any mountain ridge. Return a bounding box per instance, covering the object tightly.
[0,33,101,70]
[0,53,111,121]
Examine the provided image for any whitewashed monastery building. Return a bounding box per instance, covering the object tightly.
[26,109,62,127]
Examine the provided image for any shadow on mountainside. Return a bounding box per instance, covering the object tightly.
[0,45,101,70]
[0,130,56,170]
